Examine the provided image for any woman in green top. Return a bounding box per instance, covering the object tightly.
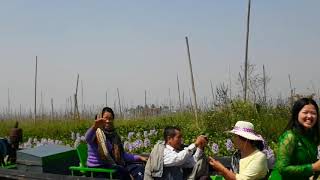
[270,98,320,180]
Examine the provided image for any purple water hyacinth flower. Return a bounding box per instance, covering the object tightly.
[134,139,143,148]
[225,139,233,151]
[128,132,135,140]
[80,136,86,141]
[144,138,151,147]
[262,146,275,169]
[211,143,219,154]
[128,143,134,152]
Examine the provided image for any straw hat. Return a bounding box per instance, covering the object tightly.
[229,121,263,141]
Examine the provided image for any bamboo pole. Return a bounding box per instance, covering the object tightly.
[210,80,214,106]
[51,98,54,120]
[117,88,122,118]
[144,90,147,108]
[177,74,182,111]
[168,88,171,112]
[288,74,294,106]
[244,0,251,101]
[182,91,185,109]
[263,65,267,103]
[74,74,80,120]
[228,65,232,100]
[185,36,199,128]
[34,56,38,123]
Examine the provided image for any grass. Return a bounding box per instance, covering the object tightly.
[0,100,291,156]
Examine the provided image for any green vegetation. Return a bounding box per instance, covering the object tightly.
[0,100,290,156]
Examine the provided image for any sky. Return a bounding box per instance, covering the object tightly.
[1,0,320,113]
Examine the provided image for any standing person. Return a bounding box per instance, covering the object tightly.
[144,126,209,180]
[209,121,268,180]
[269,98,320,180]
[85,107,147,180]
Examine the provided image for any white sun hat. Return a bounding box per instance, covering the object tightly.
[229,121,263,141]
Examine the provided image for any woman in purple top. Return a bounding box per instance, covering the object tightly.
[85,107,147,180]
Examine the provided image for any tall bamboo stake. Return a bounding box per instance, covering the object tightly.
[244,0,251,101]
[288,74,294,106]
[182,91,185,109]
[228,65,232,100]
[210,80,215,105]
[117,88,122,118]
[263,65,267,103]
[144,90,147,108]
[185,36,199,128]
[34,56,38,123]
[51,98,54,120]
[177,74,182,111]
[74,74,80,120]
[168,88,171,112]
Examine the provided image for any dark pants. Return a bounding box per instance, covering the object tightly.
[89,163,144,180]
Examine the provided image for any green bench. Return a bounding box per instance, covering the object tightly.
[69,143,116,179]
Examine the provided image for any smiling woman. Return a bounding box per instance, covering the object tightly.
[85,107,147,180]
[269,98,320,180]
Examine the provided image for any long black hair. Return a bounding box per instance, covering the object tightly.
[286,98,320,143]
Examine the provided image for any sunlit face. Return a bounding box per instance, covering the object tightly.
[298,104,317,130]
[167,130,182,150]
[103,112,114,131]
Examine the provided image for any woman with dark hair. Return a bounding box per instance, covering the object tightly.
[209,121,268,180]
[269,98,320,180]
[85,107,147,180]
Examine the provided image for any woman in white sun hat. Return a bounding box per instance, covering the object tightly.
[209,121,268,180]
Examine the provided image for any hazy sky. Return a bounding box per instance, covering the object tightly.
[1,1,320,113]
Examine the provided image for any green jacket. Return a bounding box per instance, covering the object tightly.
[270,130,318,180]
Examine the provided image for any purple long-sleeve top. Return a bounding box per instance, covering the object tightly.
[85,127,139,167]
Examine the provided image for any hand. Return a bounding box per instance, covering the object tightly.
[195,135,208,149]
[208,157,225,172]
[94,116,106,129]
[138,155,148,162]
[312,160,320,171]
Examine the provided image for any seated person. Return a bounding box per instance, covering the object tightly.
[85,107,147,180]
[209,121,268,180]
[144,126,208,180]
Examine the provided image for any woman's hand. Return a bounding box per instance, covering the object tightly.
[138,155,148,162]
[94,117,106,129]
[208,157,225,172]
